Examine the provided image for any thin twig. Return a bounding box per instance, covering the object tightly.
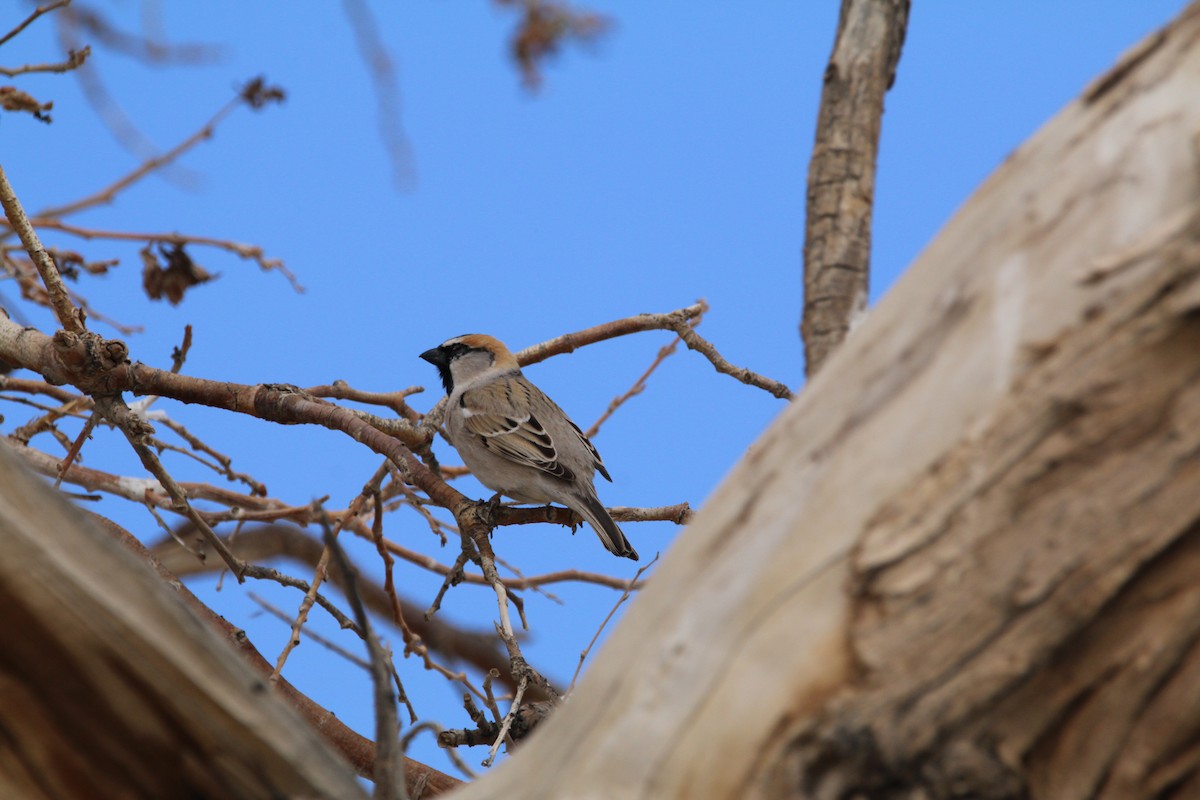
[585,334,682,438]
[36,90,246,219]
[469,524,561,702]
[568,554,658,694]
[17,439,316,523]
[61,4,223,65]
[0,45,89,77]
[496,555,561,605]
[368,479,409,629]
[250,592,372,670]
[481,670,503,725]
[401,722,477,780]
[672,314,794,400]
[8,395,89,445]
[321,513,407,800]
[515,301,706,366]
[0,163,84,332]
[143,499,205,559]
[341,0,414,187]
[54,410,98,488]
[0,0,71,48]
[0,376,78,403]
[307,380,423,420]
[171,324,193,373]
[482,676,528,768]
[64,286,140,333]
[94,394,246,578]
[272,464,389,682]
[242,562,364,636]
[426,547,472,621]
[153,416,268,496]
[20,218,302,291]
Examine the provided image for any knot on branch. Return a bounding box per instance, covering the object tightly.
[48,330,130,391]
[253,383,319,424]
[437,699,553,750]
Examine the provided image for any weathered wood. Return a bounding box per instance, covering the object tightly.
[0,441,368,800]
[89,510,464,796]
[455,3,1200,797]
[802,0,910,376]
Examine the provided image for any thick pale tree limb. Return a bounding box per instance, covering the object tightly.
[802,0,909,376]
[88,510,462,795]
[455,4,1200,798]
[0,440,368,799]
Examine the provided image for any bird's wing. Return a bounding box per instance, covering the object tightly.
[566,417,611,482]
[459,377,576,482]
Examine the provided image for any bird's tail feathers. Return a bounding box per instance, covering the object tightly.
[577,493,638,561]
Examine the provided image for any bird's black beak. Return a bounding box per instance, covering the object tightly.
[419,346,447,367]
[420,345,455,395]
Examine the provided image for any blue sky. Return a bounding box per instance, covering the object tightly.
[3,0,1190,779]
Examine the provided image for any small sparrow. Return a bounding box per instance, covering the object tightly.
[420,334,639,561]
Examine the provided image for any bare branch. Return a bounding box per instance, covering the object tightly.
[250,592,371,670]
[93,394,246,578]
[53,408,97,488]
[0,164,85,332]
[568,554,658,694]
[483,676,527,768]
[308,380,423,421]
[0,44,89,77]
[802,0,910,376]
[101,515,461,795]
[0,0,71,48]
[493,501,692,528]
[21,218,303,292]
[12,439,315,523]
[321,513,407,800]
[514,301,792,399]
[515,301,706,366]
[149,523,522,690]
[585,334,681,438]
[36,84,260,219]
[0,375,79,403]
[61,5,223,65]
[270,465,389,683]
[674,318,794,399]
[341,0,414,187]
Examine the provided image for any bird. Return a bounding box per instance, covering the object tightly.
[420,334,639,560]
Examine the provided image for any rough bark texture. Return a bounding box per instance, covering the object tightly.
[454,4,1200,798]
[100,515,463,796]
[802,0,909,376]
[0,441,369,800]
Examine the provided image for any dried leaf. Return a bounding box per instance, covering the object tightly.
[0,86,52,123]
[241,76,287,109]
[496,0,609,89]
[141,243,215,305]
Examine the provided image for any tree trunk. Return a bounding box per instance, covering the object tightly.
[455,4,1200,798]
[802,0,909,377]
